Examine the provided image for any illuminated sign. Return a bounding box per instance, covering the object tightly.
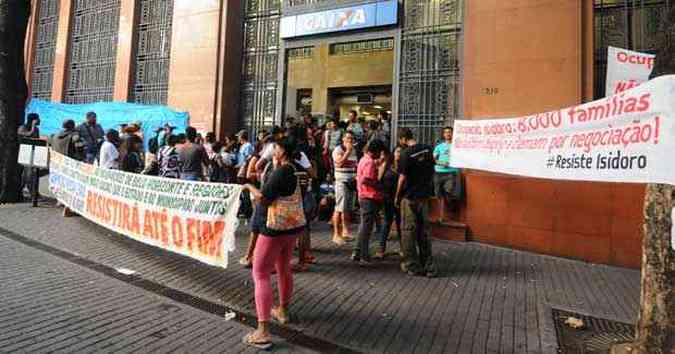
[281,0,398,39]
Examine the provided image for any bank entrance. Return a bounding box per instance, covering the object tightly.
[282,37,395,123]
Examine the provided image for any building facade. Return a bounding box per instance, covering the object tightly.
[24,0,670,268]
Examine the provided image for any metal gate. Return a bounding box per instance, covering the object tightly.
[130,0,173,105]
[30,0,60,101]
[64,0,121,104]
[398,0,463,144]
[594,0,670,98]
[240,0,282,135]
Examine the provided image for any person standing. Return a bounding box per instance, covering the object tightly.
[375,146,402,259]
[157,123,175,149]
[237,130,255,218]
[51,119,84,161]
[379,111,391,136]
[77,112,104,164]
[346,110,364,151]
[17,113,41,199]
[239,141,269,268]
[322,118,342,182]
[433,126,462,222]
[157,134,182,179]
[331,131,358,244]
[353,139,386,264]
[18,113,40,138]
[99,129,120,169]
[395,128,436,277]
[178,127,209,181]
[120,135,144,174]
[242,138,306,349]
[50,119,85,217]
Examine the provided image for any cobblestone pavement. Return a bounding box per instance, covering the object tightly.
[0,227,316,354]
[0,202,641,354]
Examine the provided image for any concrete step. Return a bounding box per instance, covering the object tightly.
[431,220,468,242]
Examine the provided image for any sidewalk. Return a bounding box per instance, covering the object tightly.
[0,202,641,353]
[0,226,314,354]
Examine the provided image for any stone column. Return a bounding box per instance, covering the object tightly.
[51,0,73,102]
[113,0,139,102]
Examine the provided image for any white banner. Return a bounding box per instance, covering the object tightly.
[606,46,655,96]
[451,75,675,185]
[49,151,242,268]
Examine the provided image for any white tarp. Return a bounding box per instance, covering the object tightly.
[606,46,656,96]
[451,75,675,185]
[49,151,242,268]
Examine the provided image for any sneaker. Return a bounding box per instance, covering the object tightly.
[359,259,371,267]
[426,270,437,278]
[342,234,355,242]
[400,262,422,276]
[351,251,361,262]
[332,236,346,246]
[373,250,385,259]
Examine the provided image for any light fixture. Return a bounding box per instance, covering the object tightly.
[373,105,383,109]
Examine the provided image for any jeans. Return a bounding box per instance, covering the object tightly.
[84,152,97,164]
[400,198,434,274]
[378,200,401,251]
[354,198,382,260]
[181,173,201,181]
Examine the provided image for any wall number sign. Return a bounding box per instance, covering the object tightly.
[483,88,499,95]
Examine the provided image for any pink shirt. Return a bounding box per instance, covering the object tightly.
[357,154,383,201]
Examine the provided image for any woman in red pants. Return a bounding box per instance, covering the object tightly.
[242,137,307,349]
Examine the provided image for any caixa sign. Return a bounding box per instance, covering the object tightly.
[281,0,398,39]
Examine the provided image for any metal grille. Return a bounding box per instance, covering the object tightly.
[288,46,314,60]
[594,0,669,98]
[30,0,60,101]
[330,38,394,55]
[398,0,463,145]
[241,0,282,135]
[130,0,173,105]
[284,0,331,7]
[64,0,121,104]
[552,308,635,354]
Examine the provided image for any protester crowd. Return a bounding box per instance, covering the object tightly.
[41,109,463,348]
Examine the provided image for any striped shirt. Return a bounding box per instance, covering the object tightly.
[332,145,357,181]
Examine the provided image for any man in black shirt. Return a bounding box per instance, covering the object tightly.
[395,128,436,277]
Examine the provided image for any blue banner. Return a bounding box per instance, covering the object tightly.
[25,99,190,149]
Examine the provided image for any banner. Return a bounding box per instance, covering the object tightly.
[451,75,675,185]
[49,151,242,268]
[606,46,655,96]
[26,99,189,150]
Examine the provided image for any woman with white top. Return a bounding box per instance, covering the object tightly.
[99,129,120,170]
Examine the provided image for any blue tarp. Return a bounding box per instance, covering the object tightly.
[26,99,190,149]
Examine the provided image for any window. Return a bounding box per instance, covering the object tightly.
[30,0,60,101]
[130,0,174,105]
[594,0,668,98]
[329,39,394,55]
[398,0,463,144]
[64,0,121,104]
